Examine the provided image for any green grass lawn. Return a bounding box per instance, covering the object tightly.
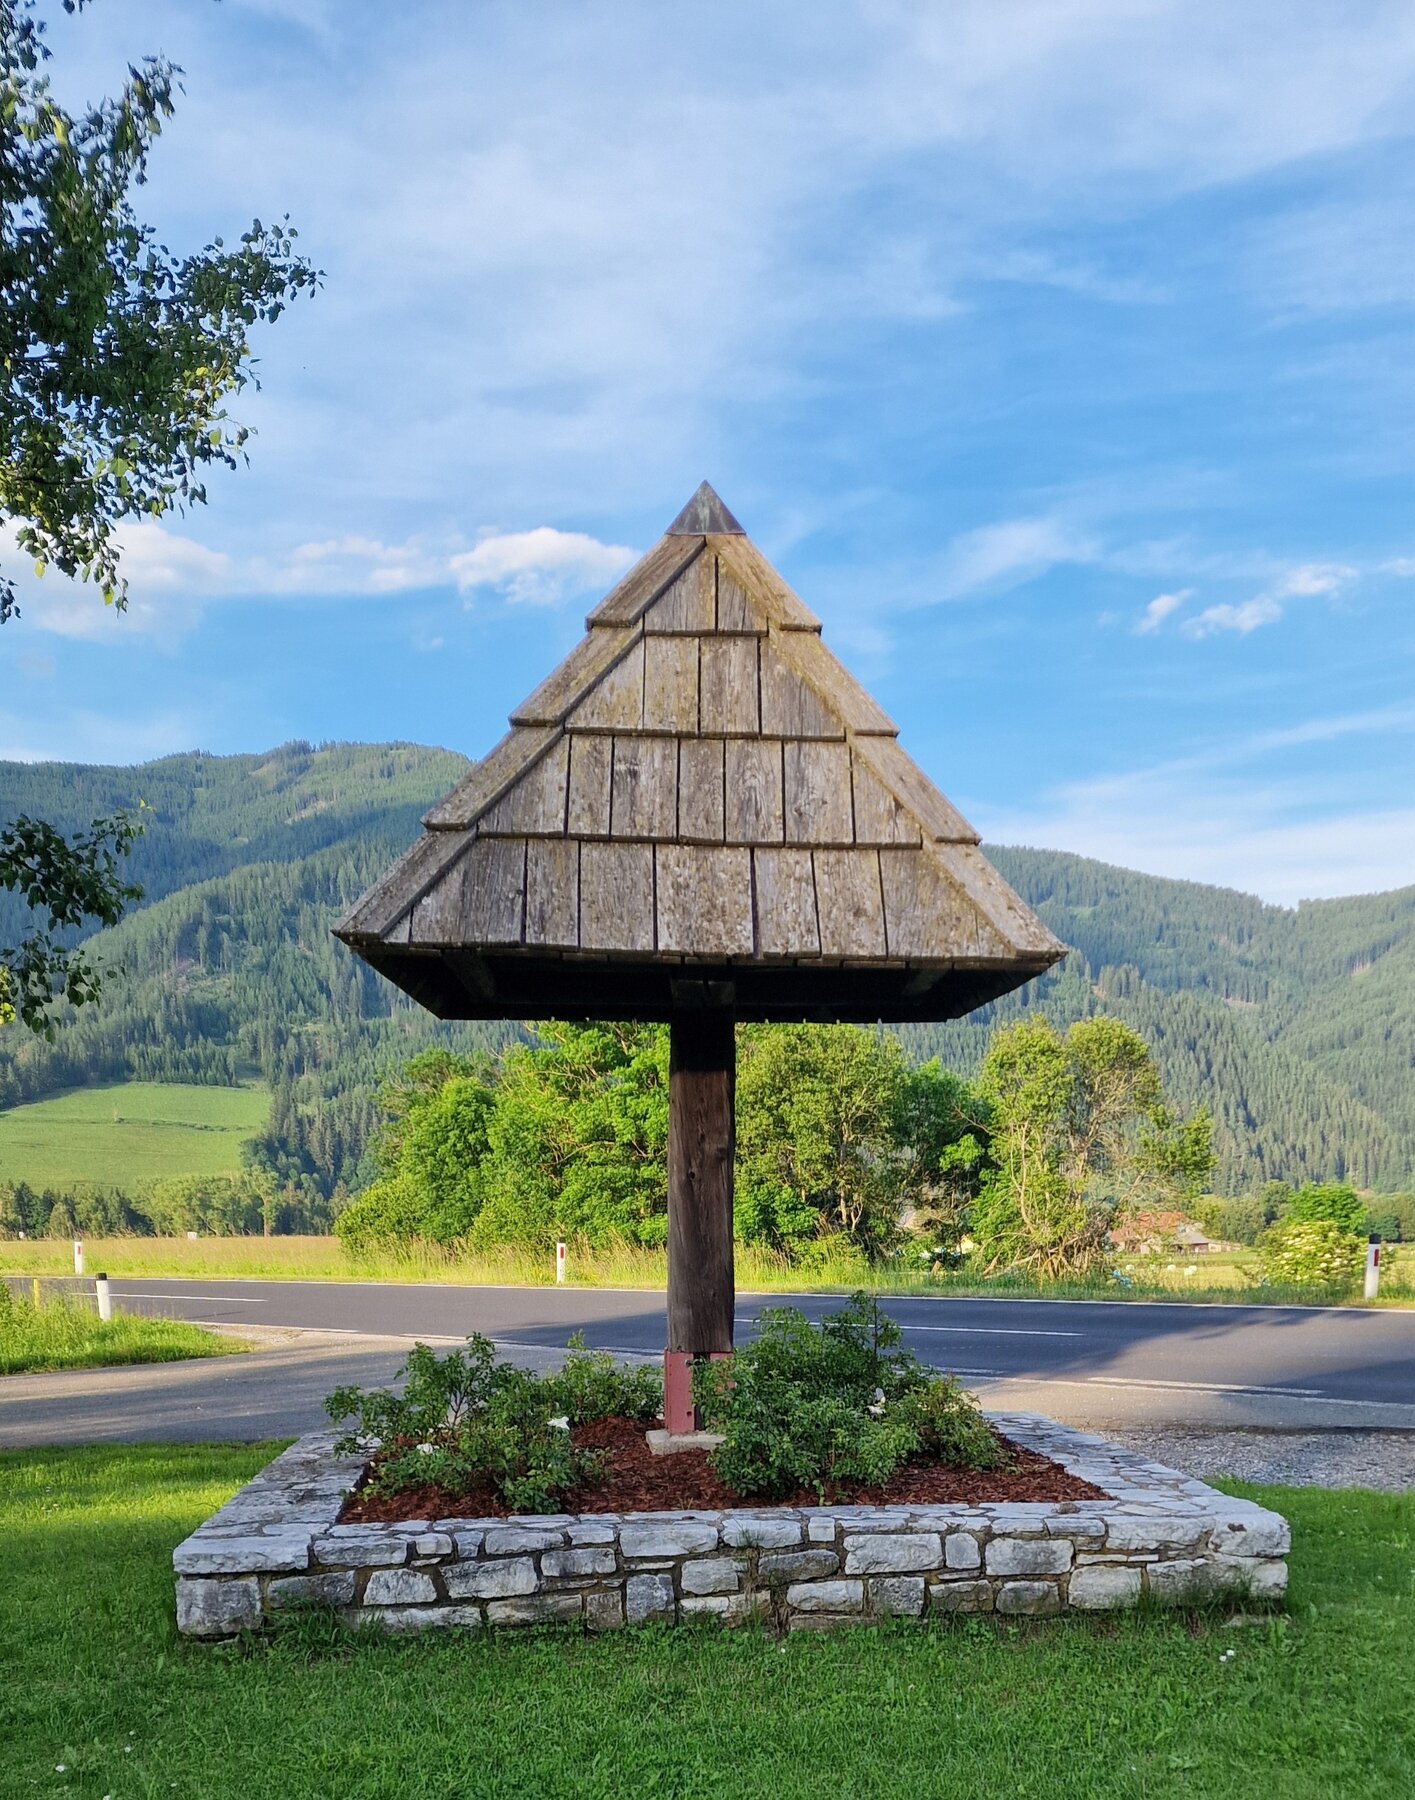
[0,1083,269,1188]
[0,1288,242,1375]
[0,1446,1411,1798]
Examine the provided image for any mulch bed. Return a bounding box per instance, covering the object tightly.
[340,1417,1105,1522]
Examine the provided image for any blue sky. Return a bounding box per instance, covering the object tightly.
[5,0,1415,904]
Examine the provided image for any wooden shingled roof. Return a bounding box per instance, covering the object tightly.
[335,484,1064,1022]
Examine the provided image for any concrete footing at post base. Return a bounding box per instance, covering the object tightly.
[173,1413,1290,1640]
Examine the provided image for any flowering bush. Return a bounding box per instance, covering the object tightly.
[1257,1218,1364,1291]
[326,1332,660,1513]
[693,1292,998,1501]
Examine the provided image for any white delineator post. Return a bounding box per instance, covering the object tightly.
[1365,1236,1381,1300]
[556,1241,567,1285]
[95,1273,112,1322]
[73,1238,84,1276]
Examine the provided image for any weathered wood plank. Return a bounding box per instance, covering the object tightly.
[459,837,527,944]
[783,740,854,845]
[850,750,922,845]
[655,845,753,955]
[408,852,465,943]
[677,738,725,843]
[878,846,983,959]
[579,840,654,951]
[724,738,784,844]
[666,1010,735,1360]
[752,847,819,956]
[644,553,715,633]
[930,842,1064,960]
[712,534,821,632]
[610,735,678,838]
[510,626,637,726]
[567,639,644,731]
[480,734,570,835]
[586,535,704,627]
[422,724,562,830]
[850,736,978,843]
[758,637,844,739]
[769,627,897,737]
[565,733,612,836]
[524,838,580,948]
[714,558,759,633]
[336,827,470,939]
[813,848,887,957]
[698,636,759,734]
[642,634,700,733]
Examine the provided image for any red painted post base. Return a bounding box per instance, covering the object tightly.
[662,1350,732,1436]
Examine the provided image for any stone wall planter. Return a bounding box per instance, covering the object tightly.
[173,1413,1289,1639]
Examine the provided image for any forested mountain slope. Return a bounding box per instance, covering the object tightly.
[1,745,1411,1198]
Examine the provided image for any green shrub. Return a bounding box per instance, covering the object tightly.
[1287,1184,1366,1236]
[693,1292,997,1500]
[1257,1218,1364,1291]
[326,1332,661,1513]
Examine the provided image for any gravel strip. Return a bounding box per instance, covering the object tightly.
[1101,1427,1414,1492]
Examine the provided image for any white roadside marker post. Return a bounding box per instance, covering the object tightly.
[556,1241,568,1285]
[95,1273,112,1323]
[1365,1235,1381,1301]
[72,1238,84,1276]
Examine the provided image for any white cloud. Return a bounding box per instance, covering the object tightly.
[1181,562,1355,638]
[1135,589,1190,633]
[932,515,1099,602]
[450,529,635,608]
[973,706,1415,902]
[1381,557,1415,576]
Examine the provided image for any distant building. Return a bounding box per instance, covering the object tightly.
[1110,1210,1226,1255]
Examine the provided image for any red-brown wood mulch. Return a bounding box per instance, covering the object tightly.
[339,1416,1105,1522]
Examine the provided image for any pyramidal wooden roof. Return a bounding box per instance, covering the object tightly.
[335,485,1064,1022]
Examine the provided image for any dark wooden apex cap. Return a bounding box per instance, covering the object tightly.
[666,481,745,536]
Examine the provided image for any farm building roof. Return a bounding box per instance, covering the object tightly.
[335,484,1065,1022]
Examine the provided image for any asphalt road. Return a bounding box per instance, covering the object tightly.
[2,1278,1411,1447]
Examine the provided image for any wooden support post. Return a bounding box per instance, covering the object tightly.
[664,1009,735,1434]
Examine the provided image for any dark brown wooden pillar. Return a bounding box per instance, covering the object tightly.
[663,1009,735,1433]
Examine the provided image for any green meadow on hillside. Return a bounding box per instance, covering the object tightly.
[0,1083,269,1189]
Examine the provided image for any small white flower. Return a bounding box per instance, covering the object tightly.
[416,1442,437,1456]
[548,1415,570,1431]
[55,1766,65,1774]
[868,1386,886,1417]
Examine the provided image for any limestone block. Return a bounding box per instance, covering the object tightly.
[996,1581,1061,1616]
[364,1568,438,1606]
[626,1573,676,1624]
[722,1516,803,1550]
[374,1605,483,1632]
[177,1577,261,1637]
[1208,1516,1291,1559]
[312,1535,409,1569]
[680,1557,742,1596]
[1214,1556,1288,1599]
[869,1577,926,1617]
[944,1533,981,1571]
[175,1534,311,1576]
[585,1588,626,1631]
[487,1593,584,1626]
[567,1521,617,1546]
[757,1549,840,1583]
[843,1534,942,1575]
[1104,1516,1205,1554]
[541,1547,618,1581]
[267,1571,358,1609]
[806,1518,838,1544]
[986,1537,1073,1577]
[412,1533,453,1559]
[681,1595,733,1617]
[444,1557,537,1600]
[620,1521,719,1560]
[928,1579,993,1614]
[785,1579,864,1614]
[483,1526,566,1556]
[1144,1559,1217,1603]
[1067,1564,1142,1610]
[453,1532,485,1558]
